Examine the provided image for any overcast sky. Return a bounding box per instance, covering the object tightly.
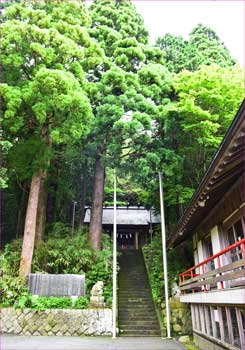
[133,0,244,65]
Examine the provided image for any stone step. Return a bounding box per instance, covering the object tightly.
[119,321,159,327]
[119,299,154,303]
[119,330,161,336]
[119,281,149,284]
[118,303,155,308]
[118,308,155,313]
[119,316,158,321]
[119,304,154,308]
[119,280,148,282]
[118,308,155,317]
[118,289,151,293]
[119,292,152,296]
[118,297,152,300]
[118,250,160,338]
[119,324,160,330]
[119,314,157,319]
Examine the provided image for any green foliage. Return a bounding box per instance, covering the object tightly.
[173,63,244,187]
[156,33,190,73]
[0,167,9,189]
[0,245,28,307]
[143,231,192,305]
[15,295,89,311]
[73,296,89,309]
[0,225,113,306]
[0,275,28,307]
[16,295,70,310]
[156,24,236,73]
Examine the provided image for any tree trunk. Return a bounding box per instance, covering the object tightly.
[79,160,88,231]
[16,182,29,238]
[89,155,105,251]
[46,157,59,223]
[35,172,48,245]
[19,170,42,279]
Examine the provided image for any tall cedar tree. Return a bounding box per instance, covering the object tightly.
[156,24,236,73]
[0,1,105,278]
[87,0,148,250]
[87,0,173,250]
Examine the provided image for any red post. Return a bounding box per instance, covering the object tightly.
[180,274,185,295]
[191,270,195,293]
[241,242,245,260]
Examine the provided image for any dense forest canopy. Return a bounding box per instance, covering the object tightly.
[0,0,244,278]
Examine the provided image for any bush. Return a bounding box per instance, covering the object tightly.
[143,231,193,305]
[0,224,113,308]
[15,295,89,311]
[0,244,28,307]
[73,296,88,309]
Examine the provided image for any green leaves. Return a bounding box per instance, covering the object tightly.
[174,64,244,147]
[156,24,236,73]
[0,227,113,306]
[24,68,92,143]
[14,295,89,310]
[0,84,23,133]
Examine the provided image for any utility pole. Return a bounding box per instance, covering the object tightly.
[159,172,171,338]
[71,201,77,237]
[149,207,153,243]
[112,170,117,338]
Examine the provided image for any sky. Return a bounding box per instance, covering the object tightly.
[133,0,244,65]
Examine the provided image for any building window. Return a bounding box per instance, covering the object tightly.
[226,217,244,262]
[203,235,215,271]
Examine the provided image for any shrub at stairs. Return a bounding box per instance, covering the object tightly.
[0,224,113,308]
[142,231,193,335]
[143,231,192,305]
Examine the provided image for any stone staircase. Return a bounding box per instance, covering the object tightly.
[118,249,161,337]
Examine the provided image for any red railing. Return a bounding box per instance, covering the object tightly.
[180,238,245,293]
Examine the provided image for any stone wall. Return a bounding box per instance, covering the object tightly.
[169,296,192,336]
[1,308,112,336]
[160,296,192,336]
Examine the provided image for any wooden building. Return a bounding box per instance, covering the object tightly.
[84,206,160,249]
[168,100,244,350]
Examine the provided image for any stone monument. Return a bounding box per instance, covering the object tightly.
[89,281,105,308]
[28,274,85,297]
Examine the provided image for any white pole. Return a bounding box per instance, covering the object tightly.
[71,201,77,237]
[112,170,117,339]
[159,172,171,338]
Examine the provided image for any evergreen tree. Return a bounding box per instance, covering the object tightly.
[188,24,236,70]
[87,0,153,250]
[155,33,190,73]
[156,24,236,73]
[1,1,101,277]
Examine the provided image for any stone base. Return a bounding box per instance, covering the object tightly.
[169,296,192,336]
[89,296,105,308]
[2,308,112,336]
